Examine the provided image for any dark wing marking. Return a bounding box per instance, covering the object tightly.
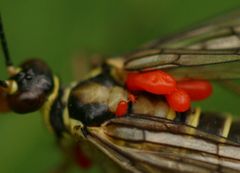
[124,49,240,80]
[141,10,240,50]
[86,114,240,173]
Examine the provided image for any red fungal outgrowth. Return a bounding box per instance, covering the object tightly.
[115,94,137,117]
[116,100,128,117]
[176,80,212,101]
[74,145,92,169]
[126,71,176,95]
[166,88,191,112]
[128,93,137,103]
[125,70,212,112]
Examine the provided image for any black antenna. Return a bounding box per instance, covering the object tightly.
[0,13,13,67]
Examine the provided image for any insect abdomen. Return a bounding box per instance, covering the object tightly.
[173,109,240,144]
[228,120,240,143]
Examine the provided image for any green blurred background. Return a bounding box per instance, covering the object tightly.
[1,1,240,173]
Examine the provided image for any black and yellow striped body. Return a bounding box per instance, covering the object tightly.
[44,63,240,143]
[41,63,240,173]
[43,64,129,137]
[67,65,119,126]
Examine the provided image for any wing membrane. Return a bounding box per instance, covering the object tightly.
[86,114,240,173]
[141,10,240,50]
[124,49,240,80]
[122,10,240,80]
[78,10,240,173]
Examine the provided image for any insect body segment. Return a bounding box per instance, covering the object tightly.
[33,63,240,173]
[45,64,177,137]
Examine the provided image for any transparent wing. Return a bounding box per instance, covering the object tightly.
[124,49,240,80]
[86,113,240,173]
[120,10,240,80]
[141,10,240,50]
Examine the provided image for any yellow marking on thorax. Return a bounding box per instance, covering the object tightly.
[62,87,72,130]
[166,108,176,120]
[7,66,21,77]
[221,114,232,138]
[63,107,85,139]
[41,76,60,132]
[106,57,124,69]
[83,67,102,80]
[186,107,201,127]
[3,80,18,94]
[107,57,126,85]
[62,85,85,139]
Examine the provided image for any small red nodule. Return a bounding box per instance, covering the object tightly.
[166,88,191,112]
[177,80,212,101]
[116,100,128,117]
[126,71,176,95]
[128,93,137,103]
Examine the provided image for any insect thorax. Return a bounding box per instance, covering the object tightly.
[43,63,176,138]
[42,64,128,137]
[43,62,240,146]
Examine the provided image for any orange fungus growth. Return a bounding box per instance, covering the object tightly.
[116,100,128,117]
[126,71,176,95]
[166,88,191,112]
[177,79,212,101]
[125,70,212,112]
